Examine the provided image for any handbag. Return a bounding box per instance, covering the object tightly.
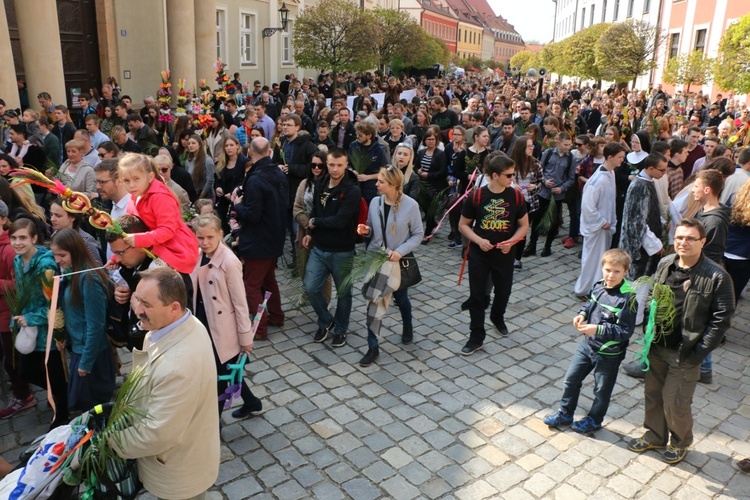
[15,325,38,354]
[379,196,422,291]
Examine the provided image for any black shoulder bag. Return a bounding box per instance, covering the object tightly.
[379,196,421,291]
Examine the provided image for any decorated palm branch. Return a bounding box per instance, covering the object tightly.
[536,195,558,233]
[630,276,677,372]
[10,167,157,259]
[284,246,310,310]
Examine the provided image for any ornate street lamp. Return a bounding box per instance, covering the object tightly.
[262,2,289,38]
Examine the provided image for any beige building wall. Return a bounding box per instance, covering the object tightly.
[113,0,167,103]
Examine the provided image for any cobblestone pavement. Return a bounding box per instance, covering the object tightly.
[2,232,750,499]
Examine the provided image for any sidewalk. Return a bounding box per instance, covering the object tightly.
[2,235,749,499]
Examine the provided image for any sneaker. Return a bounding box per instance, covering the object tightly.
[622,361,646,379]
[662,446,688,464]
[447,240,461,249]
[627,437,666,453]
[699,371,712,384]
[513,260,522,270]
[572,416,602,434]
[491,317,509,337]
[231,399,263,419]
[331,333,347,347]
[563,237,577,249]
[313,320,334,343]
[460,342,483,356]
[0,395,37,419]
[540,247,552,257]
[543,411,573,428]
[359,347,380,367]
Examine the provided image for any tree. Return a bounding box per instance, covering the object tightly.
[663,51,715,94]
[714,14,750,94]
[510,50,539,73]
[537,42,564,76]
[401,31,451,69]
[371,9,421,72]
[595,20,662,86]
[560,23,611,81]
[293,0,377,88]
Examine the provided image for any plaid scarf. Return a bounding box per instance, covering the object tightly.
[362,259,400,339]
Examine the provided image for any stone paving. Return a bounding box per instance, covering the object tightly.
[2,231,750,499]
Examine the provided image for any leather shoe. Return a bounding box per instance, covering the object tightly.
[359,347,379,366]
[699,371,712,384]
[402,325,413,344]
[540,247,552,257]
[231,399,263,419]
[622,361,646,379]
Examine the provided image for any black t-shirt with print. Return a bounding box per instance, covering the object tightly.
[462,186,527,248]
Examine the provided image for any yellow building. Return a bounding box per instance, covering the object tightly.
[455,14,483,60]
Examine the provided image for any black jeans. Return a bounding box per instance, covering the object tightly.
[18,350,69,425]
[465,246,514,346]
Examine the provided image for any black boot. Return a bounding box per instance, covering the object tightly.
[359,347,380,367]
[402,325,413,344]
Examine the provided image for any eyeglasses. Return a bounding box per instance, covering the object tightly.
[95,178,114,186]
[655,167,668,172]
[160,168,169,173]
[112,245,132,257]
[575,142,584,146]
[674,236,702,243]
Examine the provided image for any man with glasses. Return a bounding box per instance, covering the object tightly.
[627,218,734,465]
[95,159,133,258]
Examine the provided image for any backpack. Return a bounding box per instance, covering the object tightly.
[470,184,524,211]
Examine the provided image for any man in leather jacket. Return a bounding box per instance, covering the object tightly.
[627,218,734,465]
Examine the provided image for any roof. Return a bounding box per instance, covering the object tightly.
[457,0,524,38]
[417,0,457,19]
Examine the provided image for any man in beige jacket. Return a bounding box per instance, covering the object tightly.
[113,267,219,500]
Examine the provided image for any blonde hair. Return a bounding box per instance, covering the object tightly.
[194,198,215,215]
[216,136,241,175]
[731,178,750,226]
[65,139,85,152]
[379,166,404,234]
[389,118,404,130]
[393,144,415,188]
[601,248,631,270]
[193,213,223,233]
[119,152,160,179]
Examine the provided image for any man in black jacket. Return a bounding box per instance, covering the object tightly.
[234,137,289,340]
[331,108,356,150]
[303,148,361,348]
[627,218,734,465]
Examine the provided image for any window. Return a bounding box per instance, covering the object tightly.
[613,0,620,20]
[281,21,293,64]
[240,12,256,65]
[590,5,595,26]
[216,9,226,61]
[669,32,680,59]
[581,8,586,28]
[643,0,650,13]
[602,0,608,22]
[627,0,634,17]
[694,28,707,52]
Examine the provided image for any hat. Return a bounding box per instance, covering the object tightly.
[0,200,8,218]
[3,110,18,119]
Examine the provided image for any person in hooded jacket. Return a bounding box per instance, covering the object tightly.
[350,121,389,203]
[233,137,289,340]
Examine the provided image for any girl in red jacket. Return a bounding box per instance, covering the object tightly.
[118,153,199,297]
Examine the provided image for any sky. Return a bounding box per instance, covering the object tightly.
[487,0,556,44]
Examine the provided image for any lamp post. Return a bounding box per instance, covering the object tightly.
[262,2,289,38]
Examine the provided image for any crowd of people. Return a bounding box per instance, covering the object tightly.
[0,70,749,496]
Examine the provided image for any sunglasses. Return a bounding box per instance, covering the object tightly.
[311,163,324,169]
[160,168,169,173]
[575,142,584,146]
[502,173,515,178]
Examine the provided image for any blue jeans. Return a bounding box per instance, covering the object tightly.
[304,247,354,336]
[558,340,623,424]
[700,352,712,374]
[366,289,412,348]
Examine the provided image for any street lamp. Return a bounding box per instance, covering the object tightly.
[262,2,289,38]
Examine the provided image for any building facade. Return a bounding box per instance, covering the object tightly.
[654,0,748,99]
[2,0,305,111]
[401,0,459,54]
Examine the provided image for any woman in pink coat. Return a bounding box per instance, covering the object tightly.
[190,214,262,419]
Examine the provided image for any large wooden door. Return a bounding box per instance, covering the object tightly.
[6,0,101,108]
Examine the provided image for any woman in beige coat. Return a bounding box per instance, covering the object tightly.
[190,214,263,419]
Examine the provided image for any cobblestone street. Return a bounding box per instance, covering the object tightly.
[3,231,750,499]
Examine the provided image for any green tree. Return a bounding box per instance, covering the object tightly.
[401,31,451,69]
[293,0,377,88]
[663,51,715,94]
[714,14,750,94]
[560,23,611,80]
[371,9,420,72]
[537,42,564,76]
[595,20,662,86]
[510,50,539,73]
